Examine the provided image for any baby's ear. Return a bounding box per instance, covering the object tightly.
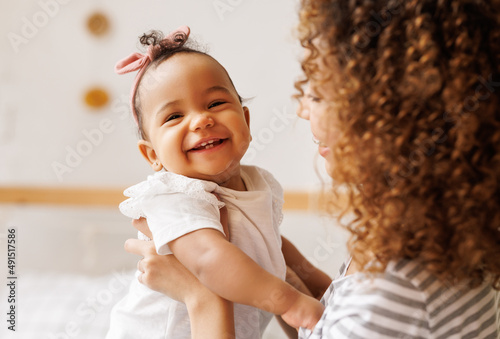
[243,106,250,127]
[243,106,252,141]
[138,140,163,171]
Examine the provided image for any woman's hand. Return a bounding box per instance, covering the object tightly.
[124,238,235,338]
[124,238,198,301]
[126,201,230,337]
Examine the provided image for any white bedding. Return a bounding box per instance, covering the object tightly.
[0,270,134,339]
[0,270,292,339]
[0,208,345,339]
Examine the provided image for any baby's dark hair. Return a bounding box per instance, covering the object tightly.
[133,30,243,139]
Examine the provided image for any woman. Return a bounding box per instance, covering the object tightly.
[125,0,500,338]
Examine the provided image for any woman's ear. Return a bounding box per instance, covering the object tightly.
[138,140,163,171]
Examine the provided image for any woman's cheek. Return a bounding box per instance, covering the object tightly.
[310,115,329,143]
[325,128,340,148]
[314,106,340,145]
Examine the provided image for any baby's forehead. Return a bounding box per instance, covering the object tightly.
[158,53,227,77]
[145,52,232,84]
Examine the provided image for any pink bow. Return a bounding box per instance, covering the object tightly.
[114,25,190,125]
[114,52,152,75]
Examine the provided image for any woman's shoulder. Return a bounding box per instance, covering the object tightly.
[309,260,431,338]
[314,259,498,339]
[304,260,431,339]
[386,260,498,337]
[335,259,428,307]
[339,259,460,307]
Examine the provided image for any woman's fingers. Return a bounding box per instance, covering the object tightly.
[124,238,155,256]
[132,217,154,239]
[220,206,230,241]
[213,193,230,241]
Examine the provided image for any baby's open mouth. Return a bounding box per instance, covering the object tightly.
[190,138,225,151]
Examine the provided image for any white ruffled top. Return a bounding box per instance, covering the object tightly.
[120,169,225,219]
[119,165,284,256]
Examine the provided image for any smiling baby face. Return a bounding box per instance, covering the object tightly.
[137,53,251,187]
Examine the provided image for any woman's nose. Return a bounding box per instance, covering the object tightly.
[190,113,214,131]
[296,99,310,120]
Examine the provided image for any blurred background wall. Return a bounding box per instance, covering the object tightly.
[0,0,325,189]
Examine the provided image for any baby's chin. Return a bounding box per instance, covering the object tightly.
[172,160,241,183]
[207,161,242,183]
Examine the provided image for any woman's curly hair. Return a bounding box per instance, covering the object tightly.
[296,0,500,288]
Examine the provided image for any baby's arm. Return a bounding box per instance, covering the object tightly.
[169,229,324,330]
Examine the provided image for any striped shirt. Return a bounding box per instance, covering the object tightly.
[299,258,499,339]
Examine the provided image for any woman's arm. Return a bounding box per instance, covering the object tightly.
[124,238,235,339]
[281,236,332,299]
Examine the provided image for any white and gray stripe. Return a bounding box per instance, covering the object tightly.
[300,259,499,339]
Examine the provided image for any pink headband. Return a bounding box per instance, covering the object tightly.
[114,25,191,125]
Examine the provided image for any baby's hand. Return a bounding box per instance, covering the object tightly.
[280,292,324,331]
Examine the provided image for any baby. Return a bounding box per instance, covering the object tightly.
[106,26,324,339]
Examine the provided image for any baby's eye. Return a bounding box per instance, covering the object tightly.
[208,101,225,109]
[166,113,182,122]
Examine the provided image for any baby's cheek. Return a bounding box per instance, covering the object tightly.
[237,137,251,155]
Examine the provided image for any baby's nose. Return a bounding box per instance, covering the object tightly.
[191,113,214,130]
